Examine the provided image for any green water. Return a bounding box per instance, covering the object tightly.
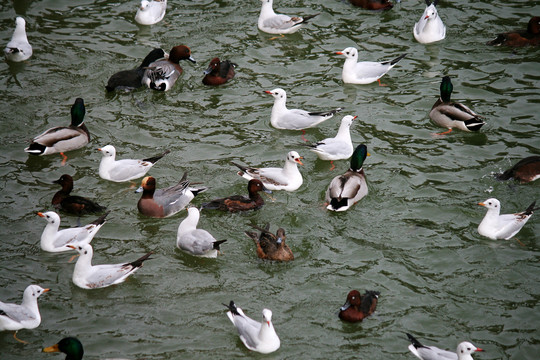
[1,0,539,359]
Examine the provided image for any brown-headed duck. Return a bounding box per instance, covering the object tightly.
[348,0,393,11]
[487,16,540,47]
[136,174,207,218]
[202,179,270,212]
[142,45,196,91]
[106,48,167,92]
[202,58,236,86]
[338,290,380,322]
[52,174,106,216]
[245,223,294,261]
[496,156,540,183]
[25,98,89,165]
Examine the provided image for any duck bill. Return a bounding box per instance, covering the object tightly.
[42,343,60,353]
[262,185,272,194]
[203,65,213,75]
[135,186,143,193]
[340,300,351,311]
[188,56,196,64]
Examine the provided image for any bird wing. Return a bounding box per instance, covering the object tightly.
[262,14,296,30]
[0,302,36,323]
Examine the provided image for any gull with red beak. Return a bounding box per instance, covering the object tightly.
[413,0,446,44]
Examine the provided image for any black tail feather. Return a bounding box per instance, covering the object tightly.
[406,333,424,349]
[143,149,171,164]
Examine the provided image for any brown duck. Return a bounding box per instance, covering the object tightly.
[245,224,294,262]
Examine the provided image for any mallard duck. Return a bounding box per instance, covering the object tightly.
[245,224,294,261]
[429,76,485,135]
[43,336,132,360]
[326,144,369,211]
[25,98,89,165]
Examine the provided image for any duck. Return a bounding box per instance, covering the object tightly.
[413,0,446,44]
[496,156,540,183]
[142,45,196,91]
[348,0,393,11]
[223,301,280,354]
[66,243,152,289]
[338,290,379,322]
[202,58,237,86]
[258,0,318,35]
[307,115,356,170]
[135,0,167,25]
[43,337,132,360]
[245,224,294,261]
[336,47,406,85]
[477,198,536,240]
[264,88,342,133]
[0,285,50,344]
[429,76,486,135]
[52,174,107,216]
[136,174,207,218]
[406,333,483,360]
[105,48,167,92]
[4,17,32,62]
[176,207,227,258]
[202,179,270,212]
[24,98,89,165]
[231,151,304,192]
[487,16,540,47]
[98,145,170,182]
[326,144,369,211]
[37,211,108,253]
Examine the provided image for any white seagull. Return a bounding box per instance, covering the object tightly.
[176,207,227,257]
[478,198,536,240]
[407,333,483,360]
[231,151,304,192]
[38,211,108,253]
[413,0,446,44]
[336,47,407,85]
[98,145,170,182]
[223,301,280,354]
[258,0,318,35]
[66,243,152,289]
[135,0,167,25]
[4,17,32,62]
[308,115,356,170]
[0,285,50,343]
[264,88,342,131]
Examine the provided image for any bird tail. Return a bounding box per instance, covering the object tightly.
[223,300,241,316]
[90,211,110,226]
[524,201,538,215]
[389,53,407,66]
[301,13,319,24]
[213,240,227,251]
[406,333,424,349]
[143,149,171,164]
[308,107,343,117]
[245,231,259,243]
[125,251,153,268]
[24,142,46,155]
[463,118,486,132]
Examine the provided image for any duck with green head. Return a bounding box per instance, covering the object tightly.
[325,144,369,212]
[43,337,131,360]
[24,98,89,165]
[429,76,485,135]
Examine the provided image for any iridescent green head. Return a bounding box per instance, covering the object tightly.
[43,337,84,360]
[440,76,453,103]
[350,144,369,171]
[70,98,86,127]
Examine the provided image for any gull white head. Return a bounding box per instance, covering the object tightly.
[286,151,304,165]
[337,47,358,61]
[262,308,273,325]
[139,0,150,11]
[478,198,501,214]
[98,145,116,158]
[266,88,287,101]
[38,211,60,225]
[456,342,483,357]
[24,285,50,301]
[424,4,439,20]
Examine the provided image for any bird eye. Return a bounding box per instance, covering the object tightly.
[84,251,88,255]
[467,348,471,351]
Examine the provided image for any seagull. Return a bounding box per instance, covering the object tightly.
[4,17,32,62]
[176,207,227,257]
[307,115,356,170]
[223,301,280,354]
[231,151,304,191]
[336,47,406,85]
[478,198,536,240]
[413,0,446,44]
[258,0,318,35]
[326,144,369,211]
[407,333,483,360]
[0,285,50,343]
[264,88,342,135]
[37,211,108,253]
[98,145,170,182]
[66,243,153,289]
[135,0,167,25]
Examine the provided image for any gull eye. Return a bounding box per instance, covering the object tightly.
[84,250,88,255]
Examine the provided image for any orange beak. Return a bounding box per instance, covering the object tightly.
[335,51,343,55]
[264,90,272,94]
[296,157,304,166]
[37,212,45,217]
[478,202,485,207]
[43,288,51,293]
[66,245,77,250]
